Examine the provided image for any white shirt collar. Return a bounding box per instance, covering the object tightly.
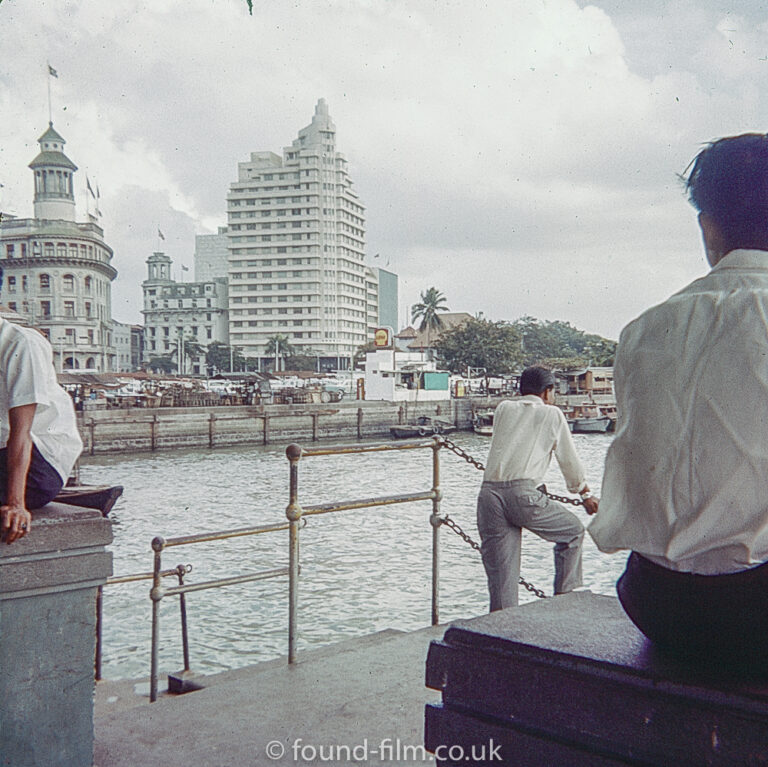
[711,248,768,272]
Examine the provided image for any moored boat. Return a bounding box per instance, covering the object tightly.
[562,402,613,434]
[472,408,494,436]
[390,416,456,439]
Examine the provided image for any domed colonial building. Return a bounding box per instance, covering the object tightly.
[0,123,117,371]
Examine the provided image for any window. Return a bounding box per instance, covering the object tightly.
[39,274,50,290]
[85,276,92,293]
[40,301,51,317]
[85,302,92,318]
[63,274,75,291]
[64,301,75,317]
[22,275,28,291]
[5,244,13,258]
[7,276,15,290]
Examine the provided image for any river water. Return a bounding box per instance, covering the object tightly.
[80,431,625,681]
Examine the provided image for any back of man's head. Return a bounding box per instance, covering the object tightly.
[686,133,768,251]
[520,365,556,396]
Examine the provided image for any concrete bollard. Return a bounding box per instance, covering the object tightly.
[0,502,113,767]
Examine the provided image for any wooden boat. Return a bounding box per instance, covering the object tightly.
[55,484,124,516]
[390,416,456,439]
[564,403,612,434]
[472,408,494,436]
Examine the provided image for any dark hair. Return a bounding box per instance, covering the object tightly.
[520,365,556,395]
[684,133,768,250]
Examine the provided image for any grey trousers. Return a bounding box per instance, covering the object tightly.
[476,479,585,611]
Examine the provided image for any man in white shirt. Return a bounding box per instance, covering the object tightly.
[0,266,83,544]
[589,133,768,666]
[477,366,599,610]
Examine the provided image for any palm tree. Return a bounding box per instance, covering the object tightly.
[411,287,450,355]
[264,334,295,371]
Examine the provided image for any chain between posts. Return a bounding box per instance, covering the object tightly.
[437,436,585,600]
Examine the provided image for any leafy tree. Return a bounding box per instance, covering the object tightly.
[435,317,524,375]
[145,355,176,374]
[514,317,616,367]
[411,287,449,347]
[264,334,295,372]
[205,341,245,373]
[264,334,295,357]
[284,353,317,372]
[353,341,378,368]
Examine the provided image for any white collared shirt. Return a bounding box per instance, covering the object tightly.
[0,319,83,483]
[589,249,768,574]
[483,395,587,493]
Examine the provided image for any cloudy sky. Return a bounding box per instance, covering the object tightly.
[2,0,768,339]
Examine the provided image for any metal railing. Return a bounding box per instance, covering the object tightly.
[95,563,192,681]
[285,436,442,664]
[148,522,291,701]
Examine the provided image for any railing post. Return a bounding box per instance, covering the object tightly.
[208,413,216,448]
[357,407,363,439]
[430,437,442,626]
[95,584,103,681]
[176,564,191,672]
[149,536,166,702]
[311,413,319,442]
[89,419,96,456]
[286,444,304,664]
[263,414,269,445]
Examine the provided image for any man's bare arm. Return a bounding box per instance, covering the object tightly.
[1,403,36,543]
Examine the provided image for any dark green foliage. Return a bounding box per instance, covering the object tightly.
[435,317,524,375]
[515,317,616,367]
[205,341,245,373]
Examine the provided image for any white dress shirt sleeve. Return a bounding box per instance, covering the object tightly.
[4,332,52,410]
[552,408,587,494]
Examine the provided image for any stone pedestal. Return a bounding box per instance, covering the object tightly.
[425,592,768,766]
[0,502,113,767]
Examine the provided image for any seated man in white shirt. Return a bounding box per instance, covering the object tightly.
[0,266,83,544]
[477,366,599,611]
[589,133,768,667]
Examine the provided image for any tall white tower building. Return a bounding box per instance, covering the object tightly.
[0,123,118,371]
[227,99,367,370]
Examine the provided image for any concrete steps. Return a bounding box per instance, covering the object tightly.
[94,624,446,767]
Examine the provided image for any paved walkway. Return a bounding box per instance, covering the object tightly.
[94,625,446,767]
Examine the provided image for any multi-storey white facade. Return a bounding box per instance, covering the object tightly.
[142,252,229,375]
[0,123,117,371]
[227,99,368,370]
[194,226,229,282]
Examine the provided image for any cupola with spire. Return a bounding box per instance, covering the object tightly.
[28,122,78,221]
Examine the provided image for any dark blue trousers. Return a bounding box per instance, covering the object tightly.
[0,444,63,510]
[618,552,768,670]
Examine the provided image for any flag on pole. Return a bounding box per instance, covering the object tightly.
[48,64,58,78]
[158,228,165,240]
[181,265,189,272]
[86,176,96,198]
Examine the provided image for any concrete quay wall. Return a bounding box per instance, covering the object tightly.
[76,398,480,454]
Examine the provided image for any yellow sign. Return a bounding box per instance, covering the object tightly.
[374,328,391,347]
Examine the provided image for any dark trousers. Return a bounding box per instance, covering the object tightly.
[617,552,768,669]
[0,445,63,510]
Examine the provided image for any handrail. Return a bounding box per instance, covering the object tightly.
[149,521,291,702]
[95,563,191,681]
[285,436,443,664]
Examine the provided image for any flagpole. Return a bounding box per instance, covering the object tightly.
[47,63,52,124]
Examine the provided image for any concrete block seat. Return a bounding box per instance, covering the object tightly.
[0,502,113,767]
[425,591,768,767]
